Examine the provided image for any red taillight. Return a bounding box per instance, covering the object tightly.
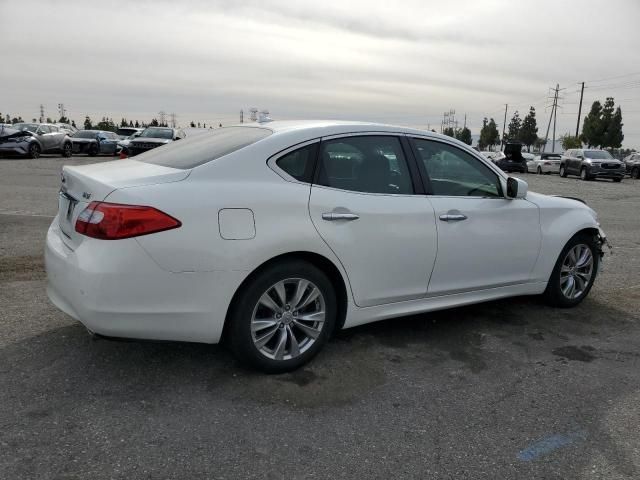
[75,201,181,240]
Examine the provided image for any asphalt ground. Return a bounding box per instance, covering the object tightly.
[1,154,639,479]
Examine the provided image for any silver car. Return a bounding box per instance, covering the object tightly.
[0,123,72,158]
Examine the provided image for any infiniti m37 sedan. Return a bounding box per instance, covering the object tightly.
[46,121,607,372]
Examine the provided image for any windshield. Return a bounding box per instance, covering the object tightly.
[14,123,38,133]
[73,130,98,138]
[541,154,561,159]
[140,128,173,139]
[584,150,613,160]
[136,126,272,169]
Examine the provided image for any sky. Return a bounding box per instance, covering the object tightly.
[1,0,640,147]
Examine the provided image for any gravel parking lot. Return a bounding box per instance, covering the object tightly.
[1,154,639,479]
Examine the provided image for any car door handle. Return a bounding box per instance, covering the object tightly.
[439,213,467,222]
[322,212,360,221]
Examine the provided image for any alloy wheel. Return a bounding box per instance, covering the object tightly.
[560,244,594,299]
[251,278,326,361]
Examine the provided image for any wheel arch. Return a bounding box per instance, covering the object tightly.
[221,251,350,341]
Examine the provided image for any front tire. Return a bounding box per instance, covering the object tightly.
[28,143,41,159]
[543,233,599,308]
[580,167,591,181]
[62,142,72,158]
[227,260,337,373]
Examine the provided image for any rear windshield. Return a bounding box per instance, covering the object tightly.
[73,130,98,138]
[135,126,272,169]
[541,154,561,159]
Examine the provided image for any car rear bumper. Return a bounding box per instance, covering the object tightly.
[45,218,245,344]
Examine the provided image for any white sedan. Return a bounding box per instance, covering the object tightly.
[46,121,607,372]
[528,152,563,174]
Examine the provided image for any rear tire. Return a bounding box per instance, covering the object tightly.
[632,167,640,179]
[227,260,336,373]
[559,164,567,177]
[613,178,622,183]
[543,233,599,308]
[537,166,542,175]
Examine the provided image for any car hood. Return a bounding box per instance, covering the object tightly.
[526,191,597,218]
[0,128,33,141]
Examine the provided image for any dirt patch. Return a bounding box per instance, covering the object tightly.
[552,345,597,362]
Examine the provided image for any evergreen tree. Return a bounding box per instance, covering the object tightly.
[487,118,500,149]
[507,111,522,142]
[581,101,604,147]
[150,118,159,126]
[456,126,473,145]
[442,126,455,137]
[518,107,538,151]
[71,120,77,128]
[478,117,489,150]
[84,116,93,130]
[134,120,140,128]
[604,106,624,148]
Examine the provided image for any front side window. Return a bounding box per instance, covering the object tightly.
[413,139,501,198]
[38,125,51,134]
[316,136,413,194]
[276,143,318,183]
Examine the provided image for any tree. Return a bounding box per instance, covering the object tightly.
[0,113,4,123]
[129,120,134,127]
[533,137,547,152]
[478,117,489,150]
[84,116,93,130]
[121,118,128,127]
[603,101,623,148]
[487,118,500,149]
[507,111,521,142]
[46,117,53,123]
[560,134,582,150]
[518,106,538,151]
[134,120,140,128]
[581,101,604,147]
[456,126,472,145]
[71,120,77,128]
[58,116,69,123]
[150,118,159,126]
[442,126,455,137]
[190,121,196,127]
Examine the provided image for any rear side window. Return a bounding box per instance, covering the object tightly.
[136,127,272,169]
[316,136,413,194]
[275,143,318,182]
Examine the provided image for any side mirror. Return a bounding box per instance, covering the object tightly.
[506,177,528,199]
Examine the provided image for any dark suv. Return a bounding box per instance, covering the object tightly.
[128,127,185,156]
[495,142,527,173]
[622,153,640,179]
[560,149,625,182]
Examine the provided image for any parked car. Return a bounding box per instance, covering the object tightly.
[127,127,185,156]
[117,131,143,153]
[528,152,562,174]
[46,121,607,372]
[622,152,640,179]
[480,151,505,163]
[496,142,527,173]
[115,127,143,139]
[560,149,625,181]
[55,123,78,135]
[71,130,120,156]
[0,123,72,158]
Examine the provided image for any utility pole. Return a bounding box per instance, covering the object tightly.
[169,112,177,128]
[501,104,508,150]
[543,84,559,153]
[240,109,244,123]
[463,113,467,129]
[575,81,585,137]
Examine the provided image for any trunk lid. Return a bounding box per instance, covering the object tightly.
[57,159,189,249]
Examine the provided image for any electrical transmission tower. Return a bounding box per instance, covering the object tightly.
[57,103,66,121]
[249,108,258,122]
[542,84,563,152]
[158,111,167,126]
[39,104,45,123]
[169,112,177,128]
[441,109,456,133]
